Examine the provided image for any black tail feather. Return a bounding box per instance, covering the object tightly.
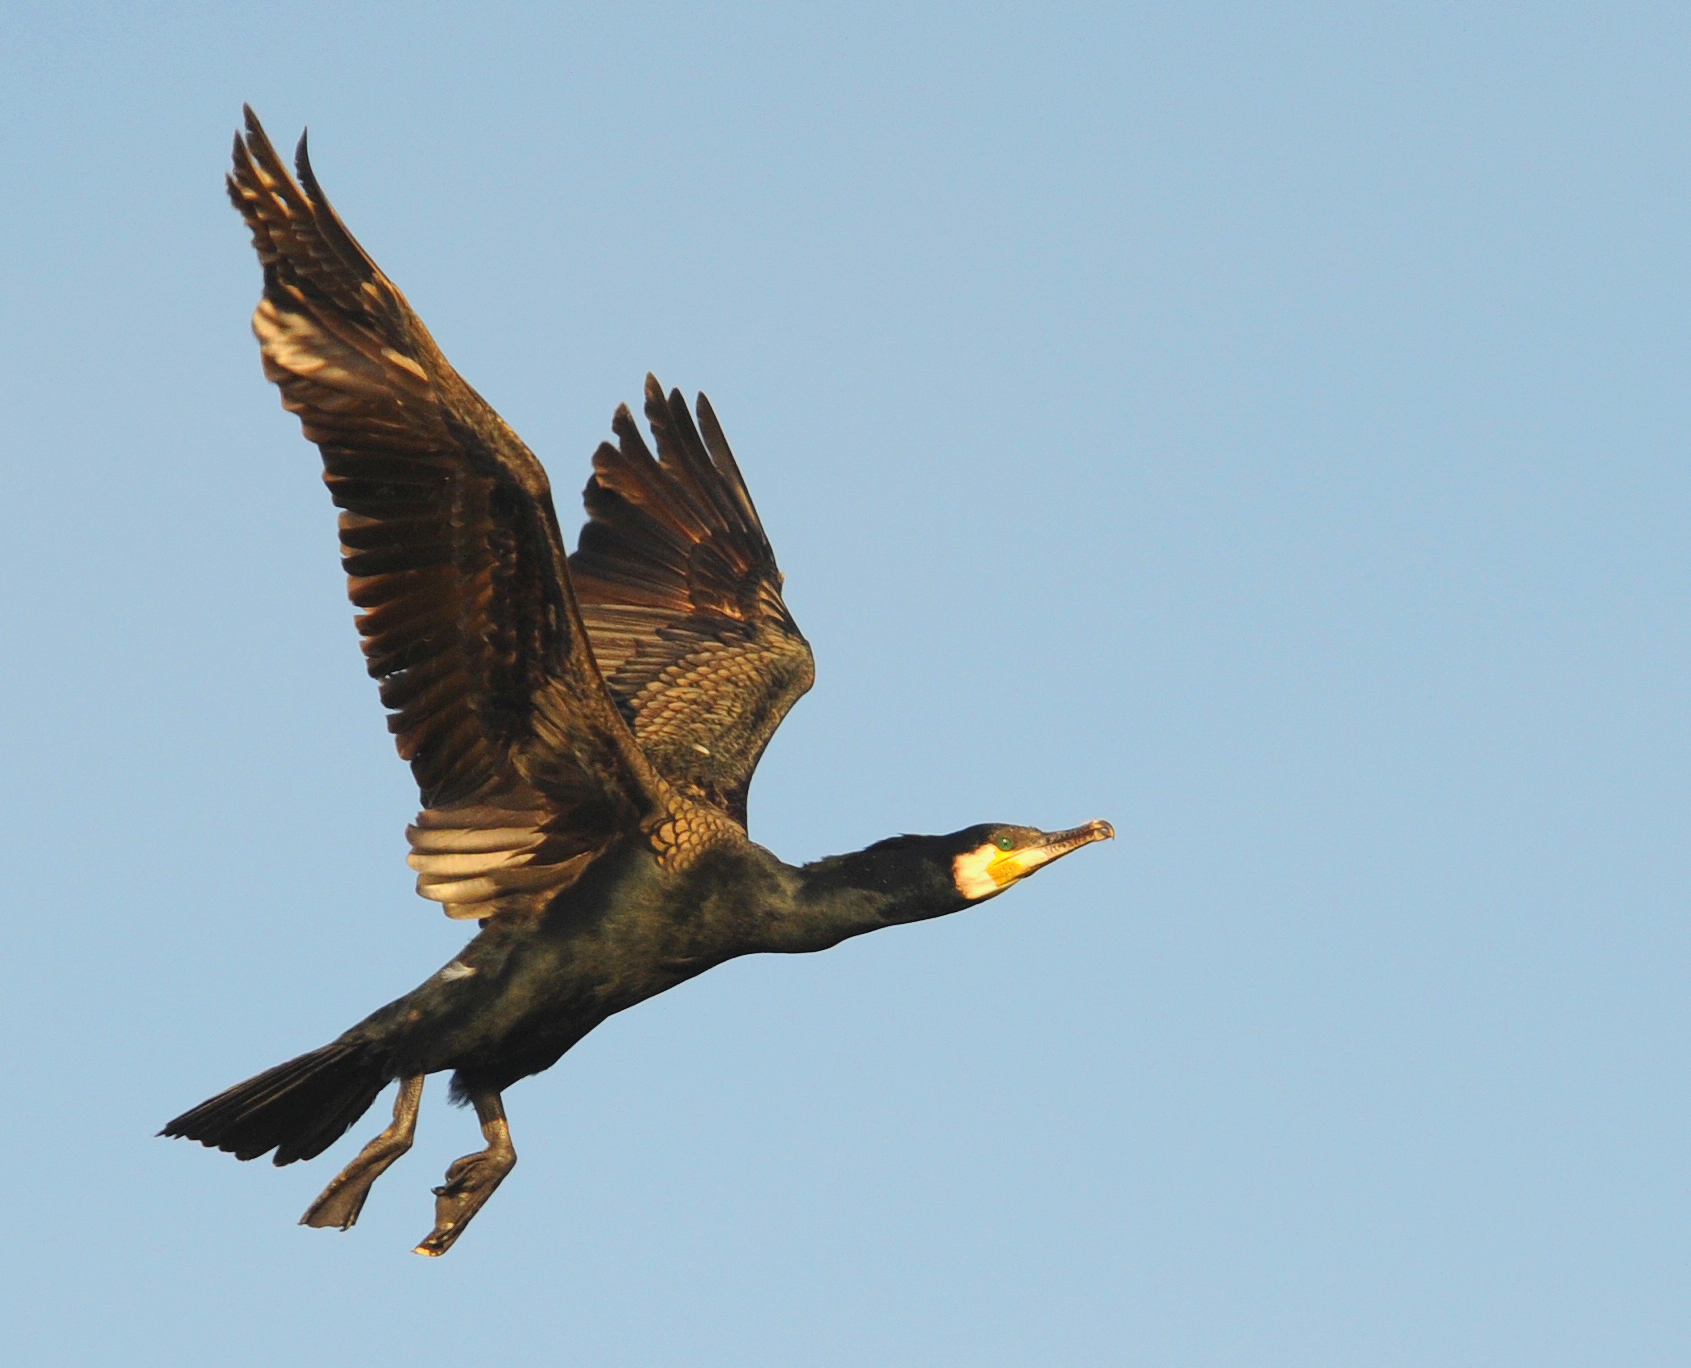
[161,1041,390,1165]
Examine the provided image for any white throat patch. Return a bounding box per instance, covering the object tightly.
[952,845,1012,900]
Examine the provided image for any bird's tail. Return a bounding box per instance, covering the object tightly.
[161,1041,390,1165]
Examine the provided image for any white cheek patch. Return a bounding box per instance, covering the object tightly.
[952,846,1005,900]
[438,960,476,981]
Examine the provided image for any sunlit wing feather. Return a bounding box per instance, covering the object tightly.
[229,108,664,919]
[569,378,815,825]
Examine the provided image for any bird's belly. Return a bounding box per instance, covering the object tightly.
[352,918,733,1083]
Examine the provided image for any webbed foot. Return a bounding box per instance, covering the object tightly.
[413,1090,515,1256]
[301,1075,423,1230]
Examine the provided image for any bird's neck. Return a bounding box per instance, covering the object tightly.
[768,838,971,953]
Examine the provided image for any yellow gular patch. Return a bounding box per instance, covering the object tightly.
[953,844,1017,900]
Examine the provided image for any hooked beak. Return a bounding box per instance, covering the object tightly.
[986,818,1115,888]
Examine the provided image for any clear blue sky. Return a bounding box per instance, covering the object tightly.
[4,3,1688,1364]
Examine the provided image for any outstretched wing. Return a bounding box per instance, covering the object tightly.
[569,378,815,825]
[229,108,665,920]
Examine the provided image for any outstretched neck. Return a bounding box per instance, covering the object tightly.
[770,836,973,954]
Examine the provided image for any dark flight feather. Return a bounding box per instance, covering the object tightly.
[161,1041,387,1164]
[571,379,815,823]
[227,107,669,920]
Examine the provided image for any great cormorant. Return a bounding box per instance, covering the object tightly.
[162,109,1114,1256]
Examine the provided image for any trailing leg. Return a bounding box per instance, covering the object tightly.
[413,1086,516,1257]
[300,1075,424,1231]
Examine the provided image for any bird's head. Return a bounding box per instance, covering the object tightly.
[948,819,1115,901]
[792,818,1116,942]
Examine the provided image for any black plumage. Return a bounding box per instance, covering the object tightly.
[162,109,1112,1256]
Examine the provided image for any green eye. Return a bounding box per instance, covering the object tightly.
[994,835,1015,851]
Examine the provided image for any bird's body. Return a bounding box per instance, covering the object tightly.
[332,833,966,1095]
[163,109,1112,1255]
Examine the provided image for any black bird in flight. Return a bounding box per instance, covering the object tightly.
[163,108,1114,1256]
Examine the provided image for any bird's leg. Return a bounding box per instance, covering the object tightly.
[413,1086,516,1257]
[300,1074,424,1231]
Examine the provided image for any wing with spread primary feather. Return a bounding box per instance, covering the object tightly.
[229,108,665,920]
[570,378,815,826]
